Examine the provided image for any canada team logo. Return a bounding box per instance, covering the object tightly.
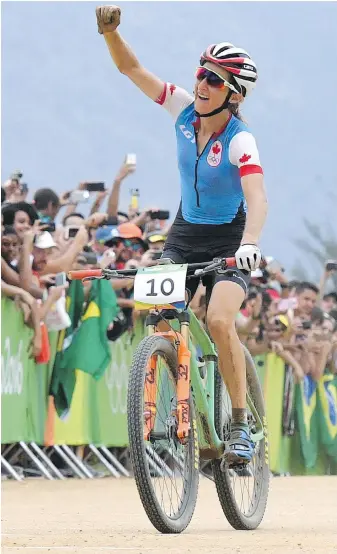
[239,153,252,164]
[207,140,222,167]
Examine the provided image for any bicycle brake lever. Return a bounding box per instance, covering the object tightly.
[82,276,105,282]
[194,259,223,277]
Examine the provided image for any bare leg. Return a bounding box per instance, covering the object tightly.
[207,280,246,410]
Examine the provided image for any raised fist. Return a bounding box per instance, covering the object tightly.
[96,5,121,34]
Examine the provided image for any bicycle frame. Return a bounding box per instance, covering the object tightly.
[146,307,265,460]
[68,257,265,459]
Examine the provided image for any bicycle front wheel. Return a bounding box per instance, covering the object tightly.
[212,347,270,530]
[127,334,199,534]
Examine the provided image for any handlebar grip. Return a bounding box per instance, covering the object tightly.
[226,257,236,268]
[68,269,103,280]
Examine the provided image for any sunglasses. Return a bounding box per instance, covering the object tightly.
[195,67,239,94]
[122,239,143,251]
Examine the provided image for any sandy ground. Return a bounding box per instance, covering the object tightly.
[2,476,337,554]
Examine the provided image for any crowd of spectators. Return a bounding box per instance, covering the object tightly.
[1,163,337,381]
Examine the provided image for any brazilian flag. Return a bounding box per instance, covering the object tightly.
[317,374,337,462]
[50,279,119,418]
[295,375,318,469]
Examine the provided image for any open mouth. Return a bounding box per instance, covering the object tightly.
[197,93,209,101]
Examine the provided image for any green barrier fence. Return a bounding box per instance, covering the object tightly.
[1,296,336,474]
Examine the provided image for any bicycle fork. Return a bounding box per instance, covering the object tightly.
[143,321,191,443]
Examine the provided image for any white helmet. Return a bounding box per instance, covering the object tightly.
[200,42,258,97]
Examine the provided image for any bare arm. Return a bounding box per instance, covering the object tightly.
[96,6,164,101]
[90,190,108,216]
[18,231,35,293]
[107,162,136,218]
[310,341,332,381]
[317,265,336,304]
[111,278,134,291]
[42,227,89,275]
[1,258,43,299]
[241,174,268,245]
[117,297,134,309]
[104,32,164,100]
[38,286,66,321]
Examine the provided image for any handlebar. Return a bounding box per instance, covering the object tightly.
[68,269,104,281]
[68,257,237,282]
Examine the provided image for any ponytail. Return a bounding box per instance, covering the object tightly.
[228,103,243,121]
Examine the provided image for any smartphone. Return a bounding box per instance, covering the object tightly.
[130,188,139,210]
[151,251,163,260]
[69,190,90,204]
[81,251,98,265]
[326,260,337,272]
[85,182,106,192]
[55,272,67,287]
[126,153,137,166]
[20,183,29,194]
[77,252,98,265]
[302,320,312,330]
[39,221,56,233]
[150,210,170,221]
[10,170,23,180]
[64,226,79,240]
[104,216,119,226]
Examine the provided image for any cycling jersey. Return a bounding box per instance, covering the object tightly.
[156,83,263,225]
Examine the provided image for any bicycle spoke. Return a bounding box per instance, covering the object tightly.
[144,353,193,519]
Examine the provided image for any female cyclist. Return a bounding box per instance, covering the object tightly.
[96,5,268,466]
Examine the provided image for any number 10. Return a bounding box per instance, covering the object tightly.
[146,278,174,297]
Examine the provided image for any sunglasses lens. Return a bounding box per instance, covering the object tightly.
[196,68,224,88]
[207,73,224,88]
[196,67,207,81]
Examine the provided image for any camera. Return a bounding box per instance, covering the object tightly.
[55,272,67,287]
[301,320,312,330]
[149,210,170,221]
[39,221,56,233]
[85,182,106,192]
[326,260,337,272]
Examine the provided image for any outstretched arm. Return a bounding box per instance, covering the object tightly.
[96,6,164,101]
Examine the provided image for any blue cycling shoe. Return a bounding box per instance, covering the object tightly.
[221,425,255,469]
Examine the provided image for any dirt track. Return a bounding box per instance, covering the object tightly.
[2,477,337,553]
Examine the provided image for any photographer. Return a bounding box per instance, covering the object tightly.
[318,260,337,309]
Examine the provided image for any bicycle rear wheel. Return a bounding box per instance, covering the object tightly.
[212,347,269,530]
[127,334,199,534]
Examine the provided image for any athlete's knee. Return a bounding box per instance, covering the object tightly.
[207,311,236,342]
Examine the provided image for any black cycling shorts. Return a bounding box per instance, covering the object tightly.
[162,244,250,302]
[162,204,250,301]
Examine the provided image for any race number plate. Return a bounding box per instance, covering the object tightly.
[134,264,188,310]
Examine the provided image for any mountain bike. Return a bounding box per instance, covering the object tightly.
[69,257,269,534]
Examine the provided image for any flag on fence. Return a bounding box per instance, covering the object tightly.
[50,279,119,418]
[317,374,337,462]
[295,374,318,469]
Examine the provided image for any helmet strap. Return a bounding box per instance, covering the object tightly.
[195,90,233,118]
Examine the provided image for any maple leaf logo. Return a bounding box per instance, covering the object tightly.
[212,143,221,155]
[239,153,251,164]
[169,84,176,96]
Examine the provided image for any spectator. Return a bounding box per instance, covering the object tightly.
[1,280,42,358]
[321,292,337,314]
[2,170,25,204]
[146,231,166,254]
[2,201,39,239]
[33,188,60,223]
[294,281,319,320]
[1,226,20,270]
